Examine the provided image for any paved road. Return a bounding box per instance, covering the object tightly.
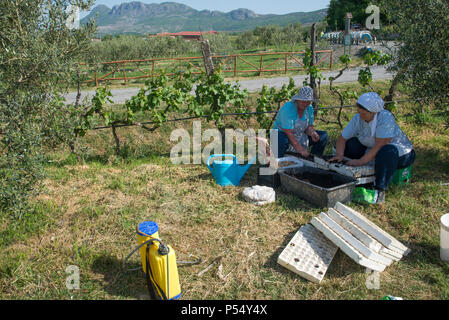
[65,65,394,105]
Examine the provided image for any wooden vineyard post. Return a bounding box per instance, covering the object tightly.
[330,50,333,70]
[234,55,237,77]
[152,60,155,79]
[179,60,183,80]
[123,62,127,85]
[259,55,264,77]
[200,39,215,77]
[285,54,288,74]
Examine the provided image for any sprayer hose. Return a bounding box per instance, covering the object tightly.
[123,240,202,272]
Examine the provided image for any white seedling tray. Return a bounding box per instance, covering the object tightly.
[276,156,304,170]
[279,202,410,283]
[285,154,376,184]
[277,224,338,283]
[310,202,410,273]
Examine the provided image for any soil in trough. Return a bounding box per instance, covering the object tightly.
[321,155,349,165]
[288,171,345,189]
[285,152,314,162]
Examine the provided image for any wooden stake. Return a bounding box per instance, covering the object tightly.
[200,39,215,77]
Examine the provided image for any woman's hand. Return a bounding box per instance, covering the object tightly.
[299,149,310,158]
[328,154,344,163]
[347,159,365,167]
[306,126,320,143]
[328,135,347,163]
[310,130,320,143]
[283,129,311,158]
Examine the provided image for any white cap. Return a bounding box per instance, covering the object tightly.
[357,92,385,113]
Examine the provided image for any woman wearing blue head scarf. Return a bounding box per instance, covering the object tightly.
[330,92,416,204]
[272,86,328,159]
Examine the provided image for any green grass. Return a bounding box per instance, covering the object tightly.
[1,80,449,300]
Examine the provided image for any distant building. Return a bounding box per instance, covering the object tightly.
[149,31,218,41]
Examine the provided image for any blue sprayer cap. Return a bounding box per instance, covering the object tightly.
[137,221,159,237]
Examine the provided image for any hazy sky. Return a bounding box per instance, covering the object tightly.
[81,0,331,17]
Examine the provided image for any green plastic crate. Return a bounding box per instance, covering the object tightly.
[392,166,412,186]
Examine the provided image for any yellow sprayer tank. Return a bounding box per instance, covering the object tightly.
[148,241,181,300]
[137,221,160,273]
[136,222,181,300]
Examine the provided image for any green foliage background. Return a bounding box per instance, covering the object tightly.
[380,0,449,118]
[0,0,96,217]
[326,0,373,30]
[82,23,328,63]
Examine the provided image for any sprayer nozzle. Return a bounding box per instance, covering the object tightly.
[158,244,170,256]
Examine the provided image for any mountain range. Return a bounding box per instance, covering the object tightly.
[81,1,327,36]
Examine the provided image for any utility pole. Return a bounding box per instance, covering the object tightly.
[344,12,352,55]
[310,23,317,112]
[310,23,316,89]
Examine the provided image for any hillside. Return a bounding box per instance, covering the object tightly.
[81,1,327,35]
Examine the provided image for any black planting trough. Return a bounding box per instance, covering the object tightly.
[279,165,357,208]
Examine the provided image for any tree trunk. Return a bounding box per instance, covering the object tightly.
[201,39,215,77]
[112,125,120,156]
[384,68,406,105]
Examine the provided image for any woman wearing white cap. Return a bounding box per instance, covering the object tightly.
[272,86,328,158]
[330,92,416,204]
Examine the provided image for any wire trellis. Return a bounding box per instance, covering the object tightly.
[90,96,435,131]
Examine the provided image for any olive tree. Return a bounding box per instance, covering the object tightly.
[253,25,278,51]
[283,23,303,52]
[378,0,449,120]
[204,33,233,55]
[326,0,373,31]
[0,0,96,217]
[235,31,257,50]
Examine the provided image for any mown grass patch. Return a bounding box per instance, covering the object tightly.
[1,80,449,300]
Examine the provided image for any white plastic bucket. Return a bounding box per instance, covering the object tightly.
[441,214,449,262]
